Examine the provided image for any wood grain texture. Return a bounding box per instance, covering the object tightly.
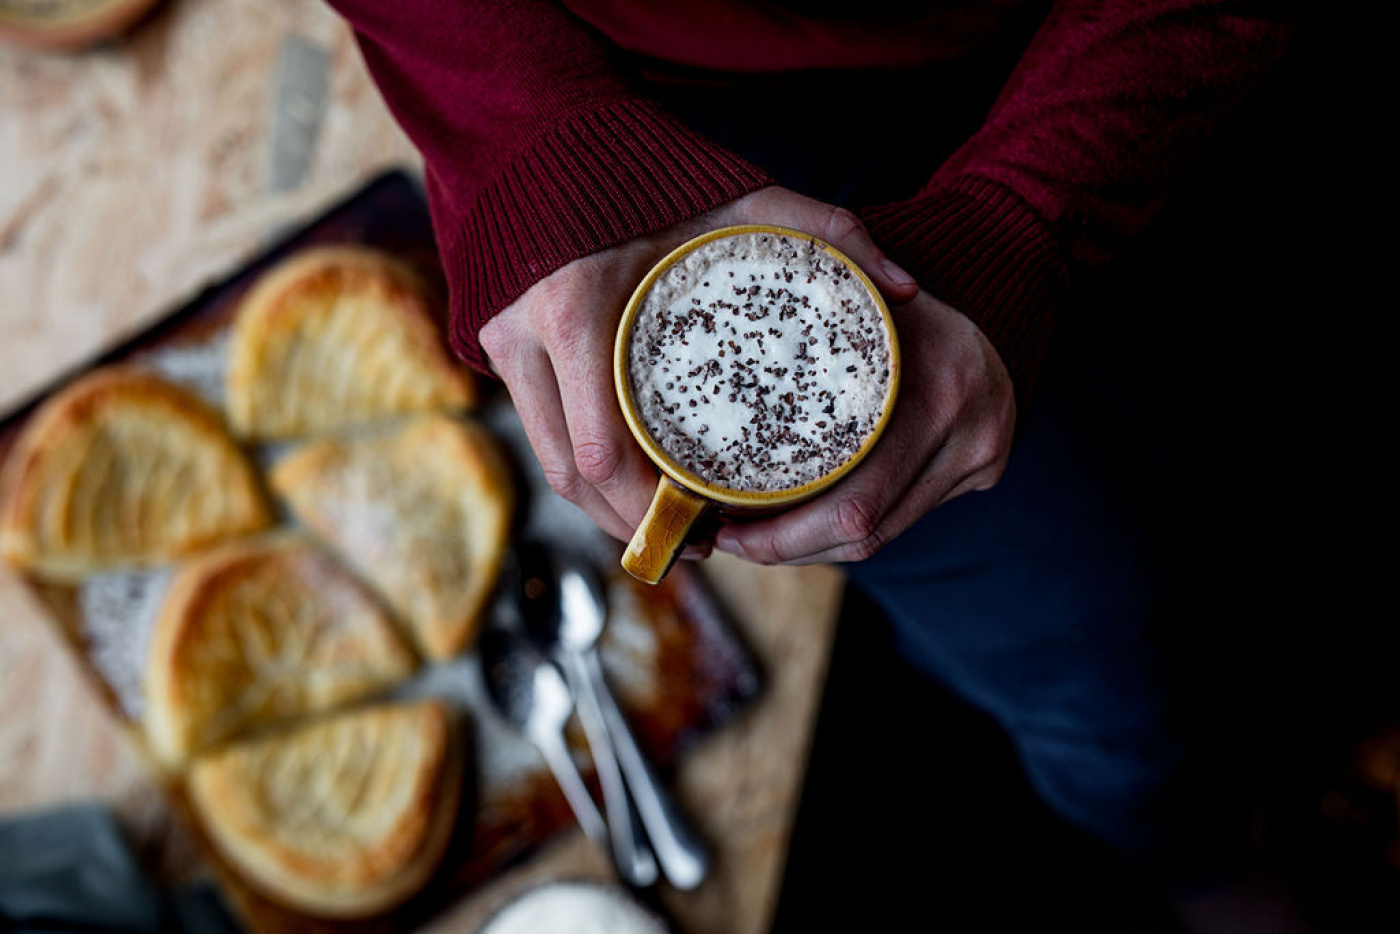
[0,0,419,417]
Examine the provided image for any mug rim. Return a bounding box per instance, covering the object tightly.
[614,224,901,509]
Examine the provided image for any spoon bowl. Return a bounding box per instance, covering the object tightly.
[480,627,573,743]
[477,624,609,851]
[519,542,711,890]
[509,541,659,887]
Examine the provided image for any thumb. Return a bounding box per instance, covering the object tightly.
[812,206,919,305]
[775,197,920,305]
[726,188,920,303]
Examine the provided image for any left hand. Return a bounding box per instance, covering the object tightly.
[714,289,1016,565]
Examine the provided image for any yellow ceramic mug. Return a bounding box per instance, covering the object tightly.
[614,225,900,584]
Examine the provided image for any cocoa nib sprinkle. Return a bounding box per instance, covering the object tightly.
[630,231,891,493]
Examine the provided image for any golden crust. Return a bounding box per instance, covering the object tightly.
[144,534,419,767]
[187,699,462,918]
[269,415,513,661]
[0,367,273,580]
[226,246,476,441]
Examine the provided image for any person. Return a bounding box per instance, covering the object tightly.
[324,0,1320,925]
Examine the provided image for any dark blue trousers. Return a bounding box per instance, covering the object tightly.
[845,317,1249,885]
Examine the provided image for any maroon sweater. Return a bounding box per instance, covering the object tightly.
[327,0,1300,397]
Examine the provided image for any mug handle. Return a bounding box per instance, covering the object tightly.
[622,475,711,584]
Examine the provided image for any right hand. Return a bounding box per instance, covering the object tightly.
[477,186,920,550]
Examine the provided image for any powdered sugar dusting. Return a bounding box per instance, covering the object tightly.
[131,332,232,410]
[389,653,546,789]
[77,568,175,719]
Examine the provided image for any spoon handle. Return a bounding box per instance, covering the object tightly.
[563,652,659,888]
[585,649,711,890]
[537,729,609,850]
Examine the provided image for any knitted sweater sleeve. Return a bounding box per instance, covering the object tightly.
[858,0,1302,399]
[325,0,773,373]
[329,0,1300,397]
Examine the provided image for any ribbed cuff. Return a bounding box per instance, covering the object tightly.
[860,177,1069,406]
[436,99,773,373]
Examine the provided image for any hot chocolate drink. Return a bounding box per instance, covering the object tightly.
[626,230,894,494]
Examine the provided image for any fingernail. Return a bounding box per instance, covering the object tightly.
[881,257,915,288]
[716,530,745,557]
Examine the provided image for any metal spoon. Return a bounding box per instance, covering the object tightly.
[510,542,658,888]
[522,543,712,890]
[477,625,609,855]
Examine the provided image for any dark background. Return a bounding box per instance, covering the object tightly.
[768,10,1394,932]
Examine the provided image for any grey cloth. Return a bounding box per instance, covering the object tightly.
[0,803,238,933]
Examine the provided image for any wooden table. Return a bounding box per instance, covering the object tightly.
[0,2,845,931]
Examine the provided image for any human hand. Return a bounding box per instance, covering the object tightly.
[477,186,921,552]
[712,288,1016,564]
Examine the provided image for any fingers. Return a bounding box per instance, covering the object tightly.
[681,542,714,562]
[712,291,1016,566]
[811,203,919,305]
[730,443,1006,566]
[477,186,942,562]
[536,285,658,531]
[713,430,1003,566]
[713,421,933,566]
[487,323,637,544]
[485,256,668,548]
[709,296,939,564]
[731,189,919,305]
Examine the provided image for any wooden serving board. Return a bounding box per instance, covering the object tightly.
[0,171,761,932]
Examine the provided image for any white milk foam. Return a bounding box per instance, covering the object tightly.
[629,231,891,493]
